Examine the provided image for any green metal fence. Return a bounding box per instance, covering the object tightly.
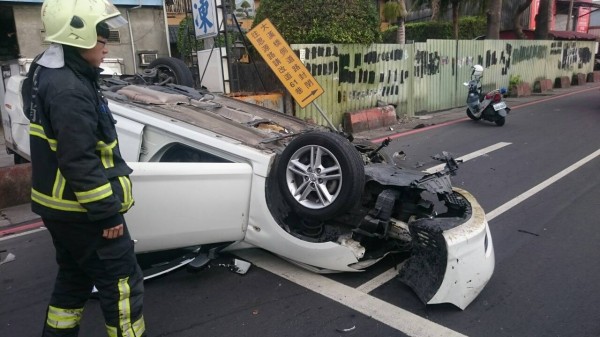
[291,39,597,127]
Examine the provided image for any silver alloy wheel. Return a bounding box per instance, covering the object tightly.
[285,144,342,209]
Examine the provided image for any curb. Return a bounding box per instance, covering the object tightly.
[343,105,397,133]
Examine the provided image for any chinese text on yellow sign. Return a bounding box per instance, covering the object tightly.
[247,19,324,108]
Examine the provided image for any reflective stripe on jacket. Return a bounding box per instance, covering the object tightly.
[27,55,133,227]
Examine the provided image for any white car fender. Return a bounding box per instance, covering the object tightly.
[427,188,495,309]
[242,175,362,273]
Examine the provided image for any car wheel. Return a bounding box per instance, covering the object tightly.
[277,132,365,220]
[466,108,481,121]
[148,57,195,87]
[495,117,506,126]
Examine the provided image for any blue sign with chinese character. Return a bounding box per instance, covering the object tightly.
[192,0,219,39]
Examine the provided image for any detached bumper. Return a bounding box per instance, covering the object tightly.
[398,188,495,310]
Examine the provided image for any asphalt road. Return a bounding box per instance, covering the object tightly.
[376,87,600,337]
[1,87,599,337]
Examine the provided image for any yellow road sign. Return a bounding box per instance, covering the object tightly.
[247,19,324,108]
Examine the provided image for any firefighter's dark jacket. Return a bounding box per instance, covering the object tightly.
[27,46,133,229]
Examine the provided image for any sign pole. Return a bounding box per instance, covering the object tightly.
[247,18,330,129]
[312,101,338,132]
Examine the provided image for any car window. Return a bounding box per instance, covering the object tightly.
[159,143,232,163]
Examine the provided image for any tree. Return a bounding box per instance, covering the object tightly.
[412,0,451,21]
[430,0,441,20]
[382,1,408,44]
[411,0,467,39]
[534,0,551,39]
[566,0,575,31]
[450,0,461,39]
[240,1,252,17]
[177,16,204,64]
[485,0,502,39]
[253,0,380,44]
[513,0,533,39]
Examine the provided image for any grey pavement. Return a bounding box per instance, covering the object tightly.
[1,81,599,230]
[0,125,14,168]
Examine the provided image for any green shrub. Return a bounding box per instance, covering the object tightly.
[382,16,486,43]
[253,0,381,44]
[177,16,242,62]
[177,17,204,62]
[509,74,523,87]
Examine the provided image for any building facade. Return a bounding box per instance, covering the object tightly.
[0,0,171,74]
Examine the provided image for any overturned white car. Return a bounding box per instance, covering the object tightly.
[1,58,494,309]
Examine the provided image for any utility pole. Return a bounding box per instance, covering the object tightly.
[566,0,574,31]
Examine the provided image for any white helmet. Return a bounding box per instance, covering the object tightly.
[471,64,484,79]
[41,0,127,49]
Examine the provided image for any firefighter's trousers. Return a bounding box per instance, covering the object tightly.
[41,218,145,337]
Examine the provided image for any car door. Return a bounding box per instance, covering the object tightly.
[125,161,252,253]
[1,75,30,158]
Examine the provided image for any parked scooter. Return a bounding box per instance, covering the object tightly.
[464,65,510,126]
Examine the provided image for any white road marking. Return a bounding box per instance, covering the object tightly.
[236,249,467,337]
[0,227,46,242]
[6,147,597,337]
[355,262,404,294]
[361,142,512,300]
[424,142,512,174]
[486,148,600,221]
[237,147,600,336]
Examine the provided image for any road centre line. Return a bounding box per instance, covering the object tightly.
[240,148,599,336]
[424,142,512,174]
[7,151,597,336]
[236,249,466,337]
[301,146,598,308]
[486,148,600,221]
[355,262,405,294]
[349,143,512,317]
[240,142,508,311]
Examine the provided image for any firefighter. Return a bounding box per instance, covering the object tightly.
[27,0,145,336]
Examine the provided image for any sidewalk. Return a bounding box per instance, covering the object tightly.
[2,81,599,230]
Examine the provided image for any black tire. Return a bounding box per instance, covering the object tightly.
[277,132,365,220]
[148,57,195,87]
[466,108,481,121]
[495,117,506,126]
